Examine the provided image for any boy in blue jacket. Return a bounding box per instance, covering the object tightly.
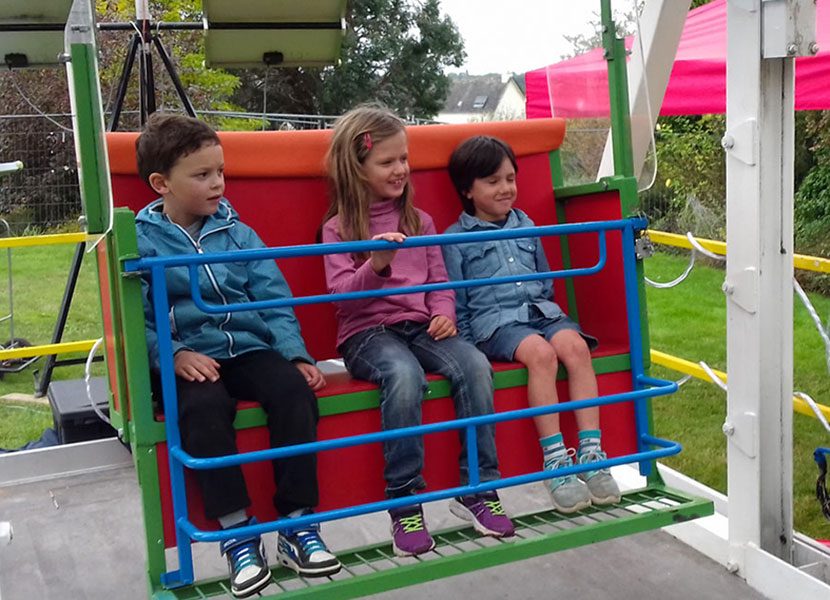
[135,113,340,598]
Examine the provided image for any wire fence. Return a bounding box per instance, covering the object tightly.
[0,114,82,235]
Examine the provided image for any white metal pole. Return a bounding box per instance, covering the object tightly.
[724,0,796,567]
[0,521,11,600]
[135,0,151,22]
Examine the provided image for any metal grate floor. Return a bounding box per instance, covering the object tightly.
[155,486,713,599]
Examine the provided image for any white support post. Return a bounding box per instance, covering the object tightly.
[723,0,800,568]
[0,521,11,600]
[596,0,691,181]
[135,0,151,21]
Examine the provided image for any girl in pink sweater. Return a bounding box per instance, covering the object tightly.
[321,105,514,556]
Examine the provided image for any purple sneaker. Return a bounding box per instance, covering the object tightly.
[389,505,435,556]
[449,491,515,538]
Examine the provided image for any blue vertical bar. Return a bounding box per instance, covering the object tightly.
[620,224,651,477]
[151,265,195,588]
[465,426,479,487]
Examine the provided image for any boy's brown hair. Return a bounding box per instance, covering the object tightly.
[448,136,519,215]
[135,112,221,188]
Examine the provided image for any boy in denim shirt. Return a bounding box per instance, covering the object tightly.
[443,135,621,514]
[135,113,340,597]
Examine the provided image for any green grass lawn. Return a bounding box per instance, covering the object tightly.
[645,251,830,540]
[1,244,828,540]
[0,242,104,449]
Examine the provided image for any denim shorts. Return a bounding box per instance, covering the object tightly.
[478,315,599,362]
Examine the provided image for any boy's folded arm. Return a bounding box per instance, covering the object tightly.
[140,275,191,371]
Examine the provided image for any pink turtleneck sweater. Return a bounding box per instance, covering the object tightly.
[321,200,457,348]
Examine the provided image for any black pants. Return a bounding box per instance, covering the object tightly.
[156,350,320,519]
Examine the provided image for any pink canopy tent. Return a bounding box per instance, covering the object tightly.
[526,0,830,118]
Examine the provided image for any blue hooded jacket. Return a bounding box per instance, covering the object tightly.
[136,198,313,370]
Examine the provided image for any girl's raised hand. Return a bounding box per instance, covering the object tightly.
[427,315,457,341]
[370,231,407,273]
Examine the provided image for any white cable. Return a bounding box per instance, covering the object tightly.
[6,71,74,133]
[675,374,693,388]
[645,249,696,288]
[795,392,830,435]
[699,361,728,392]
[686,232,725,261]
[85,337,110,425]
[793,277,830,375]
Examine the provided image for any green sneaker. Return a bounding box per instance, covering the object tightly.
[544,448,591,513]
[577,447,622,505]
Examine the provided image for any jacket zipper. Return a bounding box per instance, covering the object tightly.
[170,219,237,357]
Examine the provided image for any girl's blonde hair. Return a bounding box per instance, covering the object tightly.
[324,104,421,250]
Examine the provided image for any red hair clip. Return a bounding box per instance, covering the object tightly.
[363,132,373,151]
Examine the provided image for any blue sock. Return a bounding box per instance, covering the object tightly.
[578,429,602,456]
[540,433,566,469]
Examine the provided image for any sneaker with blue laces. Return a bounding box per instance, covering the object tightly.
[544,448,591,514]
[219,518,271,598]
[389,505,435,556]
[577,446,622,505]
[450,491,515,537]
[277,518,341,577]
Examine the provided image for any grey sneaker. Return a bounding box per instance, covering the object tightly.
[577,447,622,505]
[544,448,591,513]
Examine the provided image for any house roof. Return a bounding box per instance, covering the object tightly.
[443,73,516,114]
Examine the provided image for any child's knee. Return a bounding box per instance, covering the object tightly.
[382,361,427,397]
[460,347,492,378]
[521,341,558,372]
[555,336,591,369]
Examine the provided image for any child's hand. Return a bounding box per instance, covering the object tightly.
[370,232,406,273]
[294,361,326,392]
[174,350,220,383]
[427,315,457,341]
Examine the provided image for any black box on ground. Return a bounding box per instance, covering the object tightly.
[47,377,116,444]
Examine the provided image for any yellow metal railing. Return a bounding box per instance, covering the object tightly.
[0,232,97,361]
[0,232,88,249]
[0,340,98,361]
[646,230,830,274]
[651,349,830,421]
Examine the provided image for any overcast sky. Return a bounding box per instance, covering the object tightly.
[438,1,600,74]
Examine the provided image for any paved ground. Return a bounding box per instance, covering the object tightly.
[0,465,770,600]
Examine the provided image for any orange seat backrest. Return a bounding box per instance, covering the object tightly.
[106,119,568,360]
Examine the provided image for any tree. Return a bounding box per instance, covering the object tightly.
[0,0,249,231]
[231,0,466,120]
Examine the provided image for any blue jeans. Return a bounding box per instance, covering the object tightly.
[339,320,500,498]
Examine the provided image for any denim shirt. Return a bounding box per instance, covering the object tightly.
[443,208,565,344]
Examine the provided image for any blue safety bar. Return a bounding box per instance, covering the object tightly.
[124,217,677,589]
